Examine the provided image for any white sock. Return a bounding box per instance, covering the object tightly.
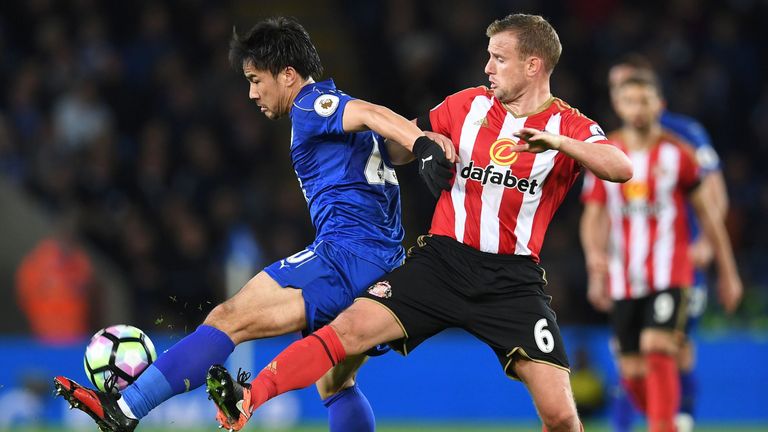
[117,396,138,419]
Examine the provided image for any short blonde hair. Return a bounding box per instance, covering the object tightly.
[486,14,561,73]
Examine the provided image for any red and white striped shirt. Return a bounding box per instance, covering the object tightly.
[581,130,701,300]
[426,87,611,262]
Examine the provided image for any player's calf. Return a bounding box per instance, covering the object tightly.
[315,354,367,399]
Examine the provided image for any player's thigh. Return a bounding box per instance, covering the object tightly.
[469,282,569,380]
[514,360,579,427]
[315,354,368,399]
[266,242,389,334]
[611,297,648,356]
[354,239,459,357]
[204,271,305,344]
[640,289,688,354]
[330,299,406,355]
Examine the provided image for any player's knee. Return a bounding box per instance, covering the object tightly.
[618,355,645,377]
[204,301,236,333]
[540,409,579,432]
[533,380,580,432]
[640,329,678,354]
[204,299,259,343]
[640,337,677,355]
[317,376,355,400]
[329,313,370,356]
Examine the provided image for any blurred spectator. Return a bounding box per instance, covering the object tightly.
[15,211,98,344]
[53,80,113,151]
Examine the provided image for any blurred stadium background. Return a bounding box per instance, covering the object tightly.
[1,0,767,430]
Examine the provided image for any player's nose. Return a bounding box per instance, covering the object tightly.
[484,59,494,75]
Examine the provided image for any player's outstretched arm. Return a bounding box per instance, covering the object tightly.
[704,170,729,220]
[342,99,455,197]
[690,185,743,313]
[341,100,456,162]
[513,128,633,183]
[580,202,612,312]
[690,170,729,268]
[342,99,426,150]
[383,129,455,166]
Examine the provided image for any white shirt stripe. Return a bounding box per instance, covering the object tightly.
[513,113,562,255]
[653,142,679,290]
[606,181,626,299]
[452,96,494,243]
[627,150,650,297]
[479,113,527,253]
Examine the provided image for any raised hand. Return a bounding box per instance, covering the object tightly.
[512,127,564,153]
[424,131,458,163]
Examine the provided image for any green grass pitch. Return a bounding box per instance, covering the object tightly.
[11,423,768,432]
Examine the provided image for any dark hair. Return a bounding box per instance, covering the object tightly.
[486,14,561,73]
[229,16,323,80]
[617,72,662,95]
[613,52,654,71]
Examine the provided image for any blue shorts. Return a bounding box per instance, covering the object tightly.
[264,240,390,334]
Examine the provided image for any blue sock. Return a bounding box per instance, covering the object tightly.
[679,369,697,417]
[611,385,635,432]
[323,384,375,432]
[121,325,235,419]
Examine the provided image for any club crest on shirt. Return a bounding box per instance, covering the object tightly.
[367,281,392,298]
[622,180,649,201]
[489,138,519,166]
[314,94,340,117]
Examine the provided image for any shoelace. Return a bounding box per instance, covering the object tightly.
[104,372,119,394]
[236,368,252,387]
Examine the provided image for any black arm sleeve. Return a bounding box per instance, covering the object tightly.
[416,114,433,132]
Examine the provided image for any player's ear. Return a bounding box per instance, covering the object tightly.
[527,56,543,77]
[281,66,298,87]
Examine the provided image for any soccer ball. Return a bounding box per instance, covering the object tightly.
[83,325,157,393]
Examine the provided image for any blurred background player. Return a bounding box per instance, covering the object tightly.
[606,54,730,432]
[53,16,453,432]
[205,14,632,432]
[580,73,742,432]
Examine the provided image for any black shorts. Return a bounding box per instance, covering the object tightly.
[612,288,689,354]
[358,235,569,379]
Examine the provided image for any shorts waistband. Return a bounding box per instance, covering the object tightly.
[425,234,537,265]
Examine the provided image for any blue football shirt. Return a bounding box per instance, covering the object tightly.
[661,111,722,293]
[288,79,405,271]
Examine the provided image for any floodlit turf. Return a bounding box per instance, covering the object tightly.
[11,423,768,432]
